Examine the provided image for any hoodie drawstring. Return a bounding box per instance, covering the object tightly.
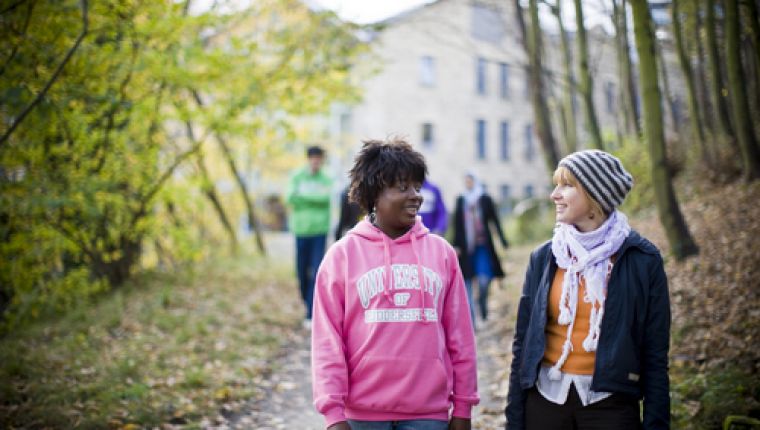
[409,233,428,323]
[381,234,395,305]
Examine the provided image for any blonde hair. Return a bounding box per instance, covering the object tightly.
[553,166,606,218]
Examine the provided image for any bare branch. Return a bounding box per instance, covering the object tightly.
[0,0,35,77]
[0,0,29,15]
[0,0,88,148]
[130,139,204,228]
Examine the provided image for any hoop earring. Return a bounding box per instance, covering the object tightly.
[369,207,377,224]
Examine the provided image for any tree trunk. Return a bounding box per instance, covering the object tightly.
[513,0,561,170]
[196,154,240,254]
[694,2,715,134]
[183,120,239,253]
[574,0,604,150]
[553,0,578,154]
[705,0,735,139]
[672,0,710,164]
[743,0,760,111]
[215,134,266,254]
[655,42,680,134]
[630,0,699,260]
[91,238,142,287]
[725,0,760,180]
[189,89,266,254]
[613,0,641,136]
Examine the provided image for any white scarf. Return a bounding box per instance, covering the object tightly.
[463,175,485,252]
[548,210,631,380]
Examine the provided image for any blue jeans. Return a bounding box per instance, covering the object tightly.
[295,234,326,319]
[465,275,492,325]
[347,419,449,430]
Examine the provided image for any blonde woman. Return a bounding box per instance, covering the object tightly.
[505,150,670,429]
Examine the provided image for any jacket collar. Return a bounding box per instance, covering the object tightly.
[616,230,659,256]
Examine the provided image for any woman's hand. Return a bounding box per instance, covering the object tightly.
[328,421,351,430]
[449,417,471,430]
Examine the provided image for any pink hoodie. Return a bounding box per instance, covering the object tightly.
[311,218,479,428]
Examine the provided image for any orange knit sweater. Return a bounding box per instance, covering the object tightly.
[542,268,599,375]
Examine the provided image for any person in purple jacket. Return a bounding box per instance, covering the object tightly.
[419,179,448,236]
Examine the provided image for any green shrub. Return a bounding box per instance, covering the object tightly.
[504,198,555,246]
[672,364,760,429]
[613,136,655,215]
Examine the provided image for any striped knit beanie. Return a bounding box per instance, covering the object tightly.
[558,150,633,214]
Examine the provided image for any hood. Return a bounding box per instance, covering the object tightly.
[347,217,433,322]
[348,216,429,242]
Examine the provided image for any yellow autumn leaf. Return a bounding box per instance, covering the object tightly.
[214,386,231,401]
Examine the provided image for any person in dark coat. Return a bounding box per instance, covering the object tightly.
[335,185,362,240]
[505,150,671,430]
[452,173,508,325]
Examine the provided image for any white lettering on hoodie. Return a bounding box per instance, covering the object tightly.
[356,264,443,322]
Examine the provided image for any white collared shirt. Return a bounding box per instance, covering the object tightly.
[536,365,612,406]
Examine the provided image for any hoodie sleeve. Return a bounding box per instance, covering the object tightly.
[311,247,349,427]
[441,245,479,418]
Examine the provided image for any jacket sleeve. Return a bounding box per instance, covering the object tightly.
[432,187,449,234]
[311,248,349,428]
[335,192,350,241]
[505,248,540,430]
[641,253,671,429]
[285,172,300,207]
[452,197,465,250]
[287,172,332,208]
[442,245,479,418]
[484,196,508,248]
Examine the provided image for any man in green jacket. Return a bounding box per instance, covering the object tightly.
[286,145,332,328]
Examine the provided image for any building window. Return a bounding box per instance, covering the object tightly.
[471,3,506,44]
[499,63,510,99]
[524,123,535,161]
[476,58,487,95]
[420,56,435,87]
[604,81,616,114]
[422,122,434,147]
[476,119,487,160]
[500,121,510,161]
[524,184,534,199]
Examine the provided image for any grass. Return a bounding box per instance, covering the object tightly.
[0,245,300,429]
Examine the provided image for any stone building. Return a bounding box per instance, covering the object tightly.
[329,0,676,214]
[328,0,619,213]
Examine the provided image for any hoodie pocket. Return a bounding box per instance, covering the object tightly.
[348,355,450,413]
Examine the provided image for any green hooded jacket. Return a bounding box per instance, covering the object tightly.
[285,166,332,236]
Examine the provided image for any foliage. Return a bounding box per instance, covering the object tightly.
[504,198,555,246]
[633,179,760,429]
[614,136,655,214]
[0,248,295,428]
[671,364,760,429]
[0,0,367,331]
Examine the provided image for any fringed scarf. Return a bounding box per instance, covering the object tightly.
[548,210,630,380]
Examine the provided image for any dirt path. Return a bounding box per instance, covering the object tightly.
[225,237,532,430]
